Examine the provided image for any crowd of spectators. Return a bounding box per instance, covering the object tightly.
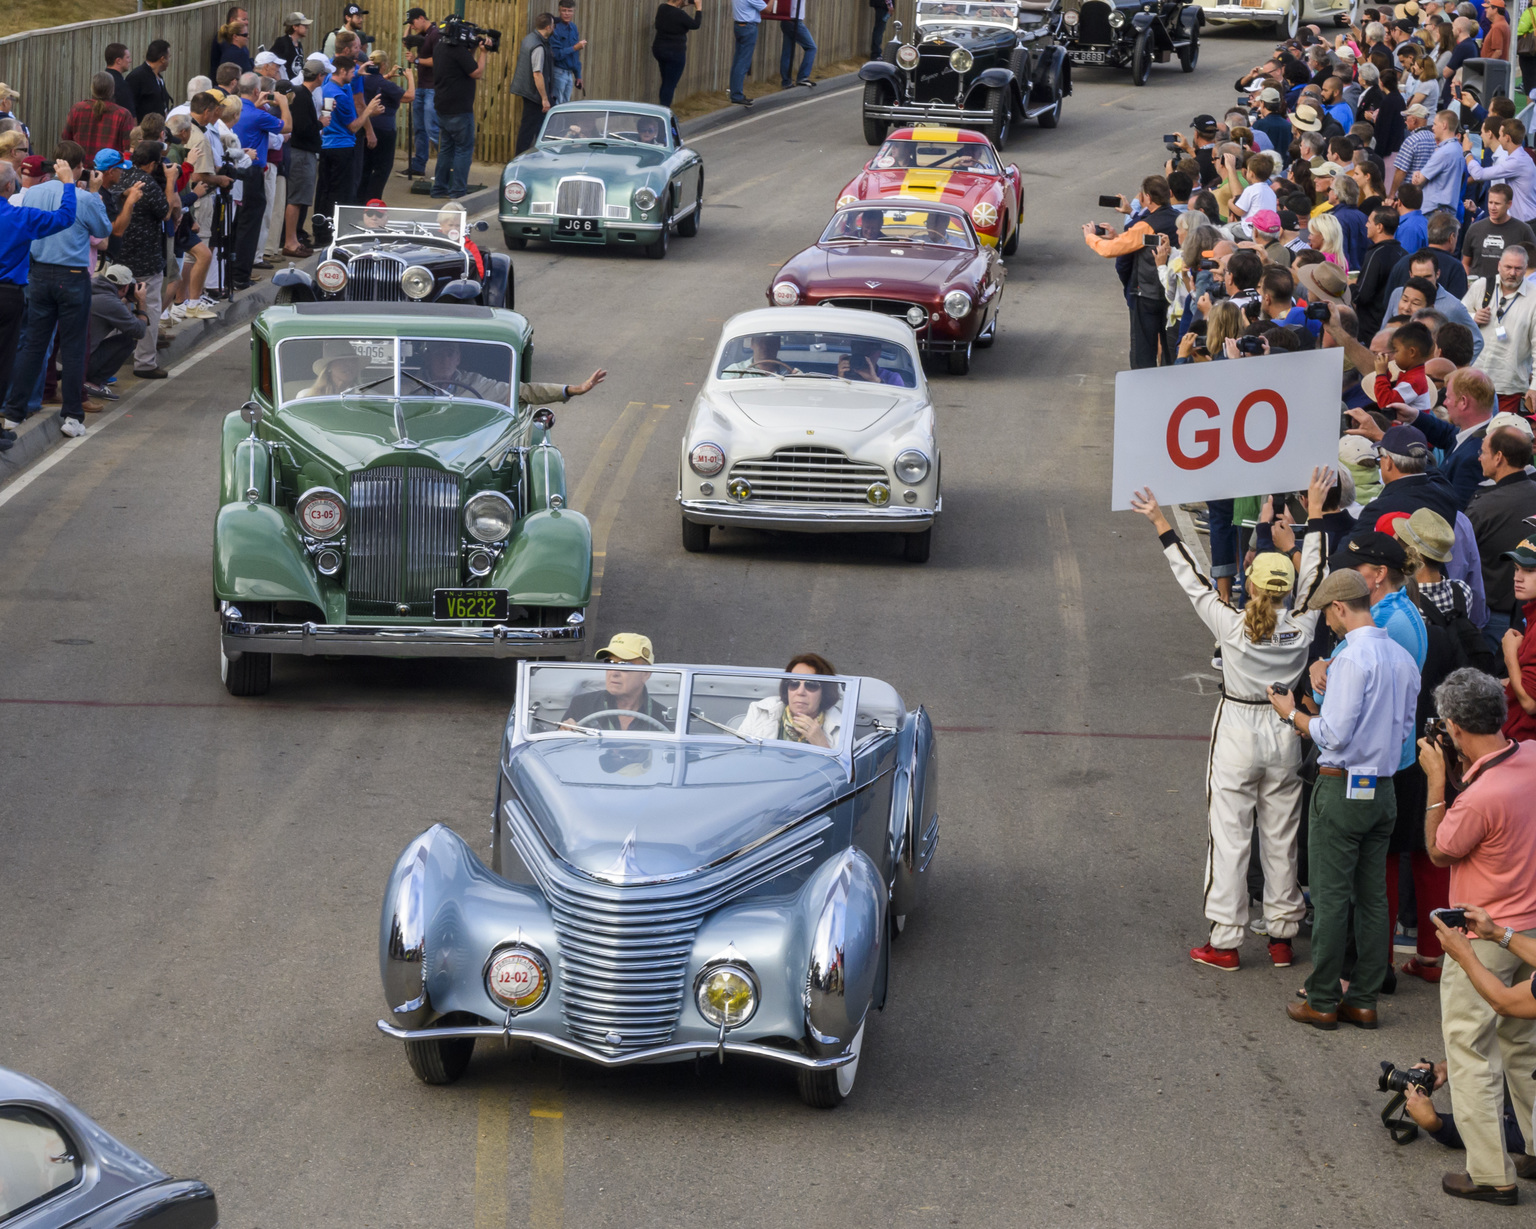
[1100,5,1536,1205]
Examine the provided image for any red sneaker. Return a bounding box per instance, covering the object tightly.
[1402,957,1443,983]
[1269,940,1294,967]
[1190,943,1240,971]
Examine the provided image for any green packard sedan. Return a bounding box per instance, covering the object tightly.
[213,303,591,696]
[499,101,704,260]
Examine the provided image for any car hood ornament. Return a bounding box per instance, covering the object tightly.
[865,280,882,288]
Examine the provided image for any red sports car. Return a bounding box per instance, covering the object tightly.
[767,202,1005,375]
[836,126,1024,255]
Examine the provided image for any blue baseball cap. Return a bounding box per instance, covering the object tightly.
[93,148,129,171]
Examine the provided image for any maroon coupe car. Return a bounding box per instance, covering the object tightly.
[766,202,1006,375]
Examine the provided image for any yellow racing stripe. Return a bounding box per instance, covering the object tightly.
[898,167,955,199]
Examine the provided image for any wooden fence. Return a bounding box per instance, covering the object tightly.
[0,0,909,166]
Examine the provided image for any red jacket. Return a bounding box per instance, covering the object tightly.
[60,100,134,158]
[1505,599,1536,741]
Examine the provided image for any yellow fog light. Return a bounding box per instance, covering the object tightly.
[727,477,752,501]
[867,482,891,506]
[694,963,758,1029]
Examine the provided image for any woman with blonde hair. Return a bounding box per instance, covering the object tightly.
[1309,212,1348,273]
[1130,468,1333,971]
[0,130,28,174]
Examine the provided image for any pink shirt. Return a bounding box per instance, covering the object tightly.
[1436,740,1536,931]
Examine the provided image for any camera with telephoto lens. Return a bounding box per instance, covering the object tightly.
[1237,336,1266,356]
[441,17,500,51]
[402,32,426,50]
[1378,1060,1437,1144]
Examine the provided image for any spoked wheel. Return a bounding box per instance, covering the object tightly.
[221,602,271,697]
[982,85,1011,147]
[1131,32,1152,85]
[1179,25,1199,72]
[797,1023,865,1109]
[862,82,889,146]
[682,516,710,553]
[645,196,671,260]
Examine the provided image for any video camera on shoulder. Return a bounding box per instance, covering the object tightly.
[442,16,500,51]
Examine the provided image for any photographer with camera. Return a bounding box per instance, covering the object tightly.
[510,13,554,159]
[359,51,413,203]
[230,72,288,292]
[315,57,383,235]
[434,16,492,195]
[1418,667,1536,1203]
[1080,176,1179,370]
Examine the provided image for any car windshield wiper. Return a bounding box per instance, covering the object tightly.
[401,371,449,397]
[343,375,395,397]
[688,709,762,744]
[529,714,601,737]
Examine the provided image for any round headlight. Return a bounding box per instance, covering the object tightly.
[1064,7,1079,22]
[971,201,998,230]
[727,477,752,501]
[315,260,348,293]
[504,180,526,205]
[905,304,927,328]
[296,486,346,538]
[694,964,758,1029]
[633,186,658,212]
[401,265,434,300]
[867,482,892,507]
[485,945,549,1014]
[896,43,920,69]
[1109,8,1127,24]
[949,47,974,73]
[895,450,931,485]
[772,281,801,306]
[944,289,973,319]
[464,490,516,542]
[689,441,725,477]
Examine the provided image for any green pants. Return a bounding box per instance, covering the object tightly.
[1304,772,1396,1013]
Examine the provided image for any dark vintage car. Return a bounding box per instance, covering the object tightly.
[0,1066,218,1229]
[767,202,1005,375]
[858,0,1070,148]
[274,204,513,309]
[1061,0,1201,85]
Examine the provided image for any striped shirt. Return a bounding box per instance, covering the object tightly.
[1394,127,1437,177]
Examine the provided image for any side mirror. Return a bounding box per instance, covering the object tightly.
[476,220,489,232]
[240,399,264,428]
[532,407,555,430]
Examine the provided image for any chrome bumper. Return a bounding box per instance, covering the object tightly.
[865,103,998,125]
[500,215,664,234]
[679,497,934,534]
[376,1019,856,1071]
[220,605,583,659]
[1194,3,1286,16]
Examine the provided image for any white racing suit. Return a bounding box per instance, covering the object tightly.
[1162,528,1325,949]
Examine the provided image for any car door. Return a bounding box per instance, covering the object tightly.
[1,1103,85,1225]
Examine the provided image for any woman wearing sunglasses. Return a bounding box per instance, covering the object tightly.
[739,652,842,748]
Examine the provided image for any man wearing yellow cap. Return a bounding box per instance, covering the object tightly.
[1131,469,1334,973]
[560,633,668,732]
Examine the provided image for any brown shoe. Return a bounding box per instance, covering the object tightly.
[1443,1171,1518,1204]
[80,399,105,414]
[1515,1154,1536,1181]
[1339,1004,1379,1030]
[1286,1000,1338,1030]
[282,245,313,258]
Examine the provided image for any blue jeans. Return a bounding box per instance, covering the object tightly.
[432,109,475,198]
[730,21,760,100]
[870,9,889,59]
[551,67,576,106]
[1206,498,1238,580]
[410,86,437,175]
[1484,608,1513,665]
[780,20,816,85]
[4,264,90,423]
[655,50,687,106]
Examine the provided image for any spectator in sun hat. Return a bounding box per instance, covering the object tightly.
[272,11,313,81]
[0,84,23,139]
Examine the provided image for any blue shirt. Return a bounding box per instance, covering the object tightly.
[1373,586,1428,770]
[550,17,582,74]
[1311,625,1422,777]
[1396,209,1428,253]
[320,79,358,149]
[732,0,768,21]
[24,180,110,268]
[1420,136,1466,215]
[1326,101,1354,130]
[234,98,285,168]
[0,184,77,284]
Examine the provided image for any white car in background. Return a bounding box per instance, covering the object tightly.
[678,307,941,562]
[1193,0,1349,38]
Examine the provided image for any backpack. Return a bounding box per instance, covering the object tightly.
[1420,586,1496,677]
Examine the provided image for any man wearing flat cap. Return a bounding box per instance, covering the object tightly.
[1269,568,1422,1029]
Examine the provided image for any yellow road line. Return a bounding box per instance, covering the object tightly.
[529,1085,565,1229]
[587,404,670,596]
[473,1087,513,1229]
[568,400,646,516]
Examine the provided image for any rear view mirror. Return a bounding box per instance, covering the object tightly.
[476,220,489,232]
[240,400,263,427]
[532,407,555,430]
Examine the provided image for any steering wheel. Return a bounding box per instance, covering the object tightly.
[441,380,480,396]
[579,709,671,731]
[749,360,794,375]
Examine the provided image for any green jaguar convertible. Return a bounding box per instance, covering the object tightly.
[499,101,703,259]
[213,303,591,696]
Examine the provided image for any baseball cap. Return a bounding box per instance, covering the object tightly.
[205,88,228,103]
[365,198,388,208]
[594,633,655,664]
[1339,434,1379,467]
[1249,208,1282,235]
[284,10,314,23]
[93,148,128,171]
[1258,87,1282,104]
[1489,411,1535,438]
[305,52,335,73]
[1328,530,1409,573]
[1375,510,1410,535]
[1337,45,1357,59]
[343,3,368,13]
[1503,535,1536,567]
[1405,103,1432,119]
[1307,568,1371,609]
[254,50,282,67]
[1192,113,1219,135]
[1248,551,1297,594]
[404,5,428,18]
[1292,104,1324,133]
[1378,423,1430,457]
[1398,507,1455,563]
[100,264,133,286]
[18,154,44,176]
[1277,207,1300,231]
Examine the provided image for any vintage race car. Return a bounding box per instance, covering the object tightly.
[859,0,1071,148]
[836,125,1022,254]
[375,661,940,1108]
[0,1066,217,1229]
[1191,0,1347,36]
[274,204,513,308]
[499,101,703,259]
[1061,0,1201,84]
[678,307,940,562]
[214,303,592,696]
[768,202,1005,375]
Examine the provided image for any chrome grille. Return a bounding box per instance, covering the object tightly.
[729,447,890,505]
[345,252,406,302]
[346,467,460,608]
[507,806,831,1055]
[555,177,605,218]
[821,297,928,331]
[1075,1,1115,44]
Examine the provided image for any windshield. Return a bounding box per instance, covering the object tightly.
[687,673,848,751]
[277,336,516,406]
[541,108,670,148]
[525,664,684,736]
[821,206,975,249]
[331,203,469,248]
[715,330,918,387]
[915,0,1019,28]
[872,137,999,174]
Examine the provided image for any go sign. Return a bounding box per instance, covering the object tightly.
[1110,349,1343,512]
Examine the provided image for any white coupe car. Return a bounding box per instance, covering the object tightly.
[677,307,940,562]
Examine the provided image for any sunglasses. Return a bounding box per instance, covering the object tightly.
[787,679,823,692]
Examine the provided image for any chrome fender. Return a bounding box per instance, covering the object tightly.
[380,828,435,1029]
[803,848,885,1056]
[890,706,938,922]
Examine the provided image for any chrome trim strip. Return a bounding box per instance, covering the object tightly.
[375,1020,856,1069]
[1192,3,1287,14]
[507,219,666,233]
[865,104,999,122]
[678,498,934,532]
[220,615,584,658]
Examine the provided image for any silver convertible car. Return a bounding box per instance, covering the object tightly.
[376,661,939,1108]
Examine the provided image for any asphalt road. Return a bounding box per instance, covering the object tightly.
[0,31,1513,1229]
